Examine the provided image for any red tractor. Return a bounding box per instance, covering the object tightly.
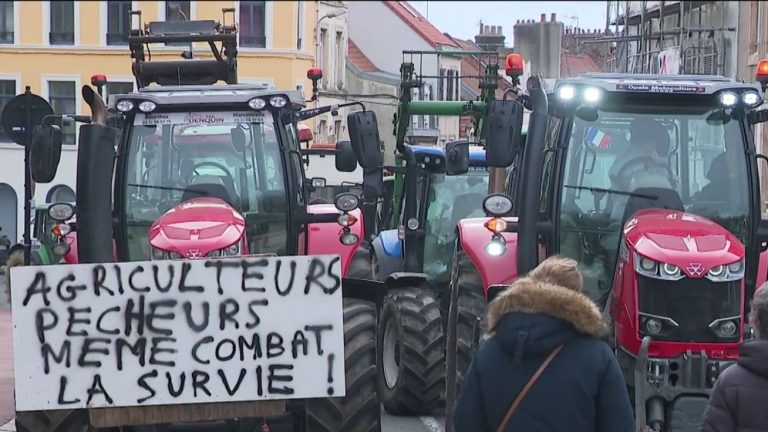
[17,10,384,432]
[445,70,768,431]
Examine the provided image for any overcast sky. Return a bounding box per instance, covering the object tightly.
[408,1,609,46]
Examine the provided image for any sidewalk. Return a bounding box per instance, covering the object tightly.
[0,307,14,427]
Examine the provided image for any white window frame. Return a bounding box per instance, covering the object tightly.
[234,1,273,50]
[296,1,304,51]
[334,27,345,90]
[0,73,21,146]
[99,0,140,47]
[10,0,19,45]
[41,74,82,147]
[42,1,80,47]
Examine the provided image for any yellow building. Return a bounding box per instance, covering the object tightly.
[0,1,316,118]
[0,1,318,244]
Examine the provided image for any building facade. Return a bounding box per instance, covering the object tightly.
[0,0,316,243]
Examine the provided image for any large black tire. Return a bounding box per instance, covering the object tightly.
[377,288,445,415]
[15,409,104,432]
[306,298,380,432]
[452,251,486,393]
[347,241,372,279]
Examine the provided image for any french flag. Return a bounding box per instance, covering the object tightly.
[585,127,612,150]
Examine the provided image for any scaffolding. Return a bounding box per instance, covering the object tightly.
[580,1,737,76]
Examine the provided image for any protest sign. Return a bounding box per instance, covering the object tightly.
[10,255,345,411]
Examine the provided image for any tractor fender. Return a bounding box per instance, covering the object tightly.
[307,206,365,276]
[385,271,430,290]
[371,232,402,281]
[757,249,768,289]
[457,217,520,297]
[341,277,388,308]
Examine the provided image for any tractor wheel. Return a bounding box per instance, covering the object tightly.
[15,409,109,432]
[347,241,372,279]
[453,251,486,393]
[305,298,380,432]
[377,288,445,415]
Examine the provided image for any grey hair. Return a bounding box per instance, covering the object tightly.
[750,286,768,339]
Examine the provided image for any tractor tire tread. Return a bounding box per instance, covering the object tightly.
[379,288,445,415]
[454,251,486,392]
[306,298,380,432]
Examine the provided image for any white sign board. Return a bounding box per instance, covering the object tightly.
[11,255,346,411]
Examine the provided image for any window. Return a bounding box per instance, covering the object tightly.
[107,0,132,45]
[296,1,303,50]
[105,81,135,100]
[335,31,344,89]
[240,1,266,48]
[165,1,190,21]
[48,81,77,145]
[318,119,327,142]
[334,120,342,143]
[438,68,445,100]
[319,28,327,88]
[0,79,16,142]
[50,1,75,45]
[0,2,13,44]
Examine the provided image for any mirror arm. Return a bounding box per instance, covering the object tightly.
[297,102,366,121]
[42,114,92,126]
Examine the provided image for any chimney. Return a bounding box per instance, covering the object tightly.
[498,25,503,35]
[551,13,556,22]
[540,13,546,22]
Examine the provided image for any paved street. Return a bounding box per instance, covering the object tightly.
[0,276,443,432]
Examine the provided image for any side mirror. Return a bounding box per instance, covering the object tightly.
[335,140,358,172]
[485,99,524,168]
[347,110,382,170]
[230,127,246,152]
[30,124,63,183]
[749,109,768,125]
[445,141,470,175]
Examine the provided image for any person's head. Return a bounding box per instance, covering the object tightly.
[527,256,583,293]
[631,118,670,161]
[750,284,768,339]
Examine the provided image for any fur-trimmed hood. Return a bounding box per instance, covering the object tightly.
[483,277,609,360]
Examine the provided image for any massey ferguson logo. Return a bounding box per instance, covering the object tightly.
[687,263,704,276]
[187,249,202,258]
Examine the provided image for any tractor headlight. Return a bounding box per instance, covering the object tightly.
[138,101,156,112]
[707,259,744,282]
[249,98,267,110]
[270,96,287,108]
[208,242,241,258]
[483,194,513,217]
[583,87,602,104]
[708,316,741,338]
[151,247,183,260]
[485,235,506,256]
[634,255,684,281]
[340,232,359,245]
[116,100,135,112]
[557,85,576,101]
[719,91,738,107]
[743,91,762,108]
[639,313,678,336]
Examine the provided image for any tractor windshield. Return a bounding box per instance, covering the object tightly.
[123,110,288,260]
[558,102,750,303]
[424,167,489,278]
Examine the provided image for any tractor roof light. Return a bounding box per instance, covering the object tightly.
[505,53,524,78]
[90,74,108,86]
[269,95,287,108]
[248,98,267,110]
[583,87,602,104]
[116,99,135,112]
[719,91,738,107]
[756,59,768,87]
[138,101,156,112]
[743,91,762,108]
[557,85,576,101]
[307,67,324,81]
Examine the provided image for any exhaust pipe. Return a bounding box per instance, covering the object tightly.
[76,85,116,263]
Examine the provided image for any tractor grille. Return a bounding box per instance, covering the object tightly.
[637,275,741,343]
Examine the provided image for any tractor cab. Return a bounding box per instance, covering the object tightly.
[451,71,768,431]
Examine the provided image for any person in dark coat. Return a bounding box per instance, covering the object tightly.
[453,256,635,432]
[700,285,768,432]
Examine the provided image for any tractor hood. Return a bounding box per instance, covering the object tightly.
[149,197,245,258]
[624,209,744,277]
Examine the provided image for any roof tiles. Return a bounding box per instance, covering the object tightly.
[382,1,457,47]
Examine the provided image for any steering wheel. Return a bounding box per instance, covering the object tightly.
[192,161,233,178]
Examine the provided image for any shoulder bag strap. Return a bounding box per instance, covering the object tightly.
[495,345,564,432]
